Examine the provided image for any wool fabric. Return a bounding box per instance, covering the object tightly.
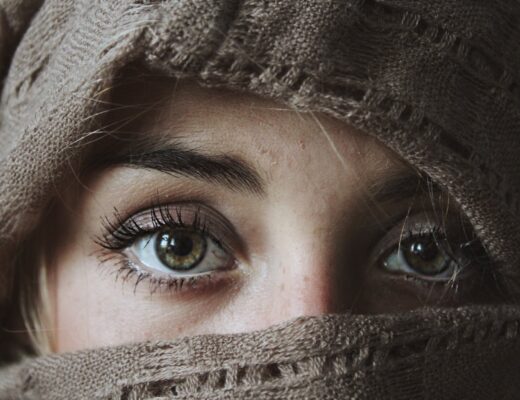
[1,0,520,398]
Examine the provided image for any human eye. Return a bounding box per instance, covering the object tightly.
[380,226,470,282]
[375,212,495,294]
[95,203,240,293]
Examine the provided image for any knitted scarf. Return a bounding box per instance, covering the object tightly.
[1,1,519,398]
[1,306,520,399]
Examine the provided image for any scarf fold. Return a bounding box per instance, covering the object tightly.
[1,305,520,399]
[1,1,520,398]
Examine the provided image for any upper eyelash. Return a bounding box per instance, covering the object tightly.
[395,223,496,278]
[95,203,209,251]
[94,203,237,294]
[96,204,508,299]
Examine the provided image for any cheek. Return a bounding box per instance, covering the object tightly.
[50,241,312,352]
[50,242,255,351]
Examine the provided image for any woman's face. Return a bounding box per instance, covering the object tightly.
[49,78,497,353]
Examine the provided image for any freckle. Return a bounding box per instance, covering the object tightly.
[280,283,285,292]
[299,139,306,150]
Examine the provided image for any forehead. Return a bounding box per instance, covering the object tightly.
[108,77,406,180]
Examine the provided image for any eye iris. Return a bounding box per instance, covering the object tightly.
[403,237,449,276]
[155,228,207,271]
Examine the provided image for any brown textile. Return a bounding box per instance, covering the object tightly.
[1,305,520,399]
[1,0,520,398]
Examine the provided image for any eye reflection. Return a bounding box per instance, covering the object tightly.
[381,232,458,281]
[156,228,207,271]
[129,225,235,276]
[97,201,502,308]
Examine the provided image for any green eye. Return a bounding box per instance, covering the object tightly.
[402,237,450,275]
[130,226,233,276]
[156,228,207,271]
[382,234,456,280]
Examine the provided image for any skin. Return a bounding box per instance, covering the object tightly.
[46,78,494,353]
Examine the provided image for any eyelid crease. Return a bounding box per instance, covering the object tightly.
[367,170,442,205]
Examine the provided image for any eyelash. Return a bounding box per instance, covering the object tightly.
[399,226,460,261]
[95,204,236,294]
[98,205,208,250]
[382,222,497,291]
[95,203,505,300]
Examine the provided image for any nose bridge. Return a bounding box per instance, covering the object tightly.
[285,252,338,308]
[262,228,346,326]
[252,191,350,329]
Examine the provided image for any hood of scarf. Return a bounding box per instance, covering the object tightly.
[1,0,520,398]
[1,305,520,399]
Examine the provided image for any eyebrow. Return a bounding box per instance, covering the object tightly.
[96,139,437,203]
[368,170,441,205]
[100,145,266,196]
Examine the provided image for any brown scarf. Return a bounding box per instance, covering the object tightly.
[1,0,520,398]
[1,305,519,399]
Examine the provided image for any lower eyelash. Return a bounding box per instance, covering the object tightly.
[94,203,241,295]
[101,249,240,296]
[111,257,215,295]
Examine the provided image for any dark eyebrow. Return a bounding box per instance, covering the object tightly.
[100,146,266,196]
[368,170,441,205]
[96,139,435,202]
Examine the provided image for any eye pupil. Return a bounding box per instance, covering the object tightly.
[165,233,193,257]
[403,237,449,276]
[409,240,437,261]
[156,228,207,271]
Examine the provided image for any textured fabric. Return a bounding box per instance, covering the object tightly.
[1,305,520,399]
[1,0,520,398]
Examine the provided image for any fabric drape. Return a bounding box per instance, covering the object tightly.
[1,1,519,398]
